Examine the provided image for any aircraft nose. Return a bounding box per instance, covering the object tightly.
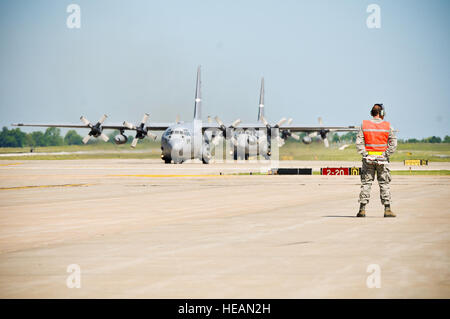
[169,140,184,156]
[239,138,247,148]
[236,135,246,147]
[169,138,181,148]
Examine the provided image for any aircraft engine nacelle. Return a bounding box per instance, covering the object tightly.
[114,134,128,145]
[202,148,212,164]
[302,136,312,144]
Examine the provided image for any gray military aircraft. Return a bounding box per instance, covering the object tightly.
[212,77,358,160]
[12,66,359,164]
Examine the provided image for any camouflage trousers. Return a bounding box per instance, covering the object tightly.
[358,159,392,205]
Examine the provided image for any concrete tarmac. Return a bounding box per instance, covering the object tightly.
[0,159,449,298]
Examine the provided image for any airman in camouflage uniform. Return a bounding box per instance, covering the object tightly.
[356,104,397,217]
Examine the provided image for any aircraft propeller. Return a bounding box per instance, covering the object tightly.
[123,113,157,148]
[260,116,287,130]
[318,117,330,148]
[211,116,241,145]
[301,117,330,147]
[80,114,109,144]
[279,118,300,141]
[260,116,286,156]
[319,130,330,148]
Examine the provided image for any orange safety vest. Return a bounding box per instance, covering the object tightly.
[362,120,390,152]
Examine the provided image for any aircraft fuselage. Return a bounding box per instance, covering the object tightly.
[160,120,210,164]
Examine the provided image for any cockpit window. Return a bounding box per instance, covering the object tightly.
[165,128,190,137]
[246,130,256,136]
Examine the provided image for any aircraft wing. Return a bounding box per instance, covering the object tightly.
[144,123,173,131]
[13,122,358,133]
[11,115,174,147]
[201,123,359,132]
[11,122,173,131]
[11,123,173,131]
[278,125,359,132]
[12,123,126,130]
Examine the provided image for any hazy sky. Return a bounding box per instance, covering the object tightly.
[0,0,449,139]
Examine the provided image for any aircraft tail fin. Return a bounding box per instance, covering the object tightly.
[194,66,202,120]
[258,77,264,122]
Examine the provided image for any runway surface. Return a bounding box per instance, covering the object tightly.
[0,159,449,298]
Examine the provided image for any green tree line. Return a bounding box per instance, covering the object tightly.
[0,127,138,148]
[0,127,82,147]
[330,132,450,144]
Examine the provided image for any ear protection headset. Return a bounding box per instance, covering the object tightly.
[371,103,385,118]
[379,103,385,117]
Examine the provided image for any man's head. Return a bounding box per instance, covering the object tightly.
[371,103,385,119]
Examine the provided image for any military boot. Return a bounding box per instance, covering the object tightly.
[357,210,366,217]
[384,205,396,218]
[357,204,366,217]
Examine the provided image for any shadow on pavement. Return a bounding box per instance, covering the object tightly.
[322,215,380,218]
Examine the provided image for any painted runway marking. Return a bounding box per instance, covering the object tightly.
[0,183,92,190]
[109,174,233,178]
[0,162,23,166]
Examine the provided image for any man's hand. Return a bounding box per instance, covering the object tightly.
[365,154,389,164]
[365,154,385,161]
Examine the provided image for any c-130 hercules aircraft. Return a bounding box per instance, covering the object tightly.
[224,77,355,160]
[12,66,359,164]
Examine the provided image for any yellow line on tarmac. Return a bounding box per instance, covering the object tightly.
[0,162,23,166]
[0,183,92,190]
[109,174,231,178]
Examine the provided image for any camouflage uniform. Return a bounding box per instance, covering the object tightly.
[356,119,397,205]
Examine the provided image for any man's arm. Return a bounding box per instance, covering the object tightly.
[356,126,367,157]
[384,126,397,157]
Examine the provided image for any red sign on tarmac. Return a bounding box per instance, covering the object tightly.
[320,167,350,176]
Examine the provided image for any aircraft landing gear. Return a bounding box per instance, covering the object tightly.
[233,150,248,160]
[202,156,211,164]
